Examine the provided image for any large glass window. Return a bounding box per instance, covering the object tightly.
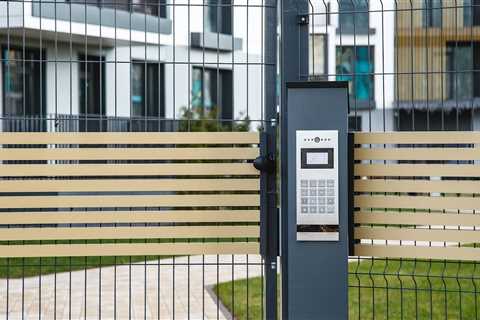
[2,47,45,117]
[1,47,46,132]
[338,0,369,34]
[204,0,232,34]
[79,54,106,131]
[423,0,442,27]
[336,46,374,109]
[192,67,233,121]
[131,62,165,131]
[397,109,472,131]
[446,42,480,100]
[464,0,480,27]
[68,0,167,18]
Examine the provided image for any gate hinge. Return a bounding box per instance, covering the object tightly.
[297,14,309,25]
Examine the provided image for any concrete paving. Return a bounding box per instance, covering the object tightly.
[0,255,263,320]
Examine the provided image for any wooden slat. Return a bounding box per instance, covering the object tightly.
[0,147,259,160]
[0,194,260,208]
[354,132,480,145]
[355,227,480,243]
[355,164,480,177]
[0,226,260,241]
[0,179,260,192]
[0,132,260,145]
[355,148,480,161]
[0,210,260,224]
[354,244,480,261]
[355,211,480,226]
[354,179,480,194]
[0,242,260,257]
[355,195,480,211]
[0,163,259,177]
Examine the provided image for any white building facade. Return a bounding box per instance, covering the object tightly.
[0,0,264,132]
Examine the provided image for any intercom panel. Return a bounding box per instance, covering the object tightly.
[296,130,339,241]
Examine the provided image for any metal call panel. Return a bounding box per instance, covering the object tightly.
[296,130,339,241]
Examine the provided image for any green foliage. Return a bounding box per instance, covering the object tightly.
[178,106,250,132]
[215,259,480,320]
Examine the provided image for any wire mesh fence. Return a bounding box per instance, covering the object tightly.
[304,1,480,319]
[0,0,276,318]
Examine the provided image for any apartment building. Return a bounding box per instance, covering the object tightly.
[309,0,479,132]
[308,0,395,131]
[0,0,263,132]
[395,0,480,131]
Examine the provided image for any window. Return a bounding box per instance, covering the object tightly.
[131,62,165,131]
[446,42,480,100]
[309,34,327,79]
[396,109,472,131]
[130,0,167,18]
[79,54,106,131]
[464,0,480,27]
[192,67,233,121]
[2,47,45,117]
[338,0,369,34]
[2,47,46,132]
[336,46,374,109]
[204,0,232,34]
[67,0,167,18]
[423,0,442,27]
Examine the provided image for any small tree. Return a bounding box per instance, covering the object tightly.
[178,106,250,132]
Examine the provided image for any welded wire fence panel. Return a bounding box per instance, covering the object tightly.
[0,0,276,318]
[305,1,480,319]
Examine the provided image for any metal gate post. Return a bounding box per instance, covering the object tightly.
[262,0,279,318]
[280,0,349,319]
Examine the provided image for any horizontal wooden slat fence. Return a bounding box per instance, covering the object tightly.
[353,131,480,261]
[0,132,261,257]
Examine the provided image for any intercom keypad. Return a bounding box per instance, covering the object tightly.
[300,179,335,215]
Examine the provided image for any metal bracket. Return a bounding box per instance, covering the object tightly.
[297,14,309,25]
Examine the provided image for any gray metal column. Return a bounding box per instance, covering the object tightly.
[262,0,279,318]
[280,0,349,317]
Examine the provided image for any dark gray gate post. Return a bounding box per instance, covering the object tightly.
[262,0,279,318]
[280,0,350,318]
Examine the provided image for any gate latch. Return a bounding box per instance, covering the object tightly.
[254,155,275,174]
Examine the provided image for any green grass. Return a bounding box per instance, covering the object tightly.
[0,237,256,279]
[0,239,176,278]
[0,255,166,279]
[215,259,480,319]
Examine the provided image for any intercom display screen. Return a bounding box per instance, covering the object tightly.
[301,148,333,169]
[306,152,328,165]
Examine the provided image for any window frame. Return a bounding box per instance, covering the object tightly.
[335,45,375,110]
[191,66,233,121]
[337,0,370,34]
[204,0,232,35]
[1,46,46,118]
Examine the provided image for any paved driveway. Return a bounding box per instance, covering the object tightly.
[0,255,263,320]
